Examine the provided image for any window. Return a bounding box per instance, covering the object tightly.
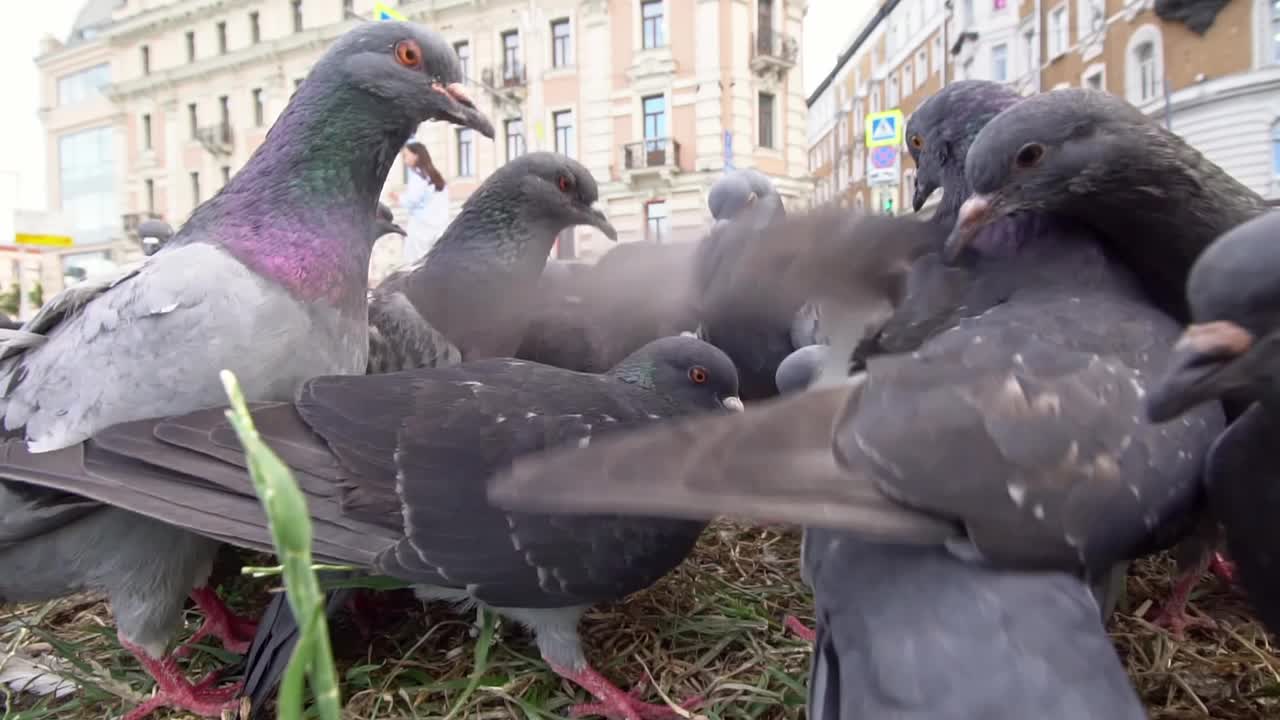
[553,109,574,158]
[991,43,1008,82]
[1049,5,1068,58]
[758,92,775,149]
[501,31,521,80]
[252,88,264,127]
[217,22,227,54]
[219,95,230,127]
[962,0,974,25]
[888,75,899,106]
[222,166,232,185]
[641,0,665,49]
[1272,122,1280,176]
[58,126,117,243]
[58,64,110,106]
[1273,0,1280,63]
[1023,29,1037,74]
[188,103,198,138]
[916,50,927,89]
[191,171,201,205]
[1083,65,1105,90]
[854,149,864,180]
[456,128,475,176]
[1079,0,1105,38]
[142,113,152,150]
[144,179,155,213]
[505,117,526,161]
[186,31,195,62]
[140,45,150,75]
[645,200,670,242]
[870,83,881,113]
[343,0,353,15]
[454,41,471,81]
[551,19,571,67]
[643,94,667,148]
[249,11,260,43]
[291,0,303,33]
[1134,42,1157,102]
[932,35,942,73]
[962,57,975,79]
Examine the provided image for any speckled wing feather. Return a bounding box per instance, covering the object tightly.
[366,290,462,373]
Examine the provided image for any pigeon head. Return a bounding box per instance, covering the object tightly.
[708,173,756,221]
[904,80,1021,223]
[511,152,617,241]
[610,336,743,413]
[375,202,406,238]
[317,21,493,138]
[943,88,1266,320]
[1147,211,1280,421]
[137,219,174,256]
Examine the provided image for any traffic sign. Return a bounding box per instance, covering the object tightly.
[865,109,904,148]
[867,145,898,187]
[373,2,406,21]
[870,145,897,169]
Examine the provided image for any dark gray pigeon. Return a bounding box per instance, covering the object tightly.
[367,152,618,373]
[375,201,405,238]
[137,219,175,257]
[944,87,1258,632]
[490,208,1227,719]
[0,336,740,720]
[0,21,493,720]
[1146,209,1280,638]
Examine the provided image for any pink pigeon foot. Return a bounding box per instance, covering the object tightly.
[550,663,702,720]
[1148,569,1217,638]
[784,614,817,643]
[177,586,258,657]
[1209,552,1237,585]
[120,638,242,720]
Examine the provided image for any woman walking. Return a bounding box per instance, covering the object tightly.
[392,140,450,261]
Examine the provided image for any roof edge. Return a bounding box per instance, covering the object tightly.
[805,0,903,107]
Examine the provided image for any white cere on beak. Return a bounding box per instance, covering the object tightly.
[722,396,745,413]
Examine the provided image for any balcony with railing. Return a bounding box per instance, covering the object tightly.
[481,62,528,101]
[195,123,233,157]
[622,138,681,181]
[750,29,798,75]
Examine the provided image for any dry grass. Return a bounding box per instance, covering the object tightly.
[1,520,1276,719]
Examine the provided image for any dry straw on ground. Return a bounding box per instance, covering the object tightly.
[2,520,1276,719]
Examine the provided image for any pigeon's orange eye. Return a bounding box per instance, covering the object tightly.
[558,175,572,192]
[909,134,923,150]
[395,40,423,69]
[689,366,708,384]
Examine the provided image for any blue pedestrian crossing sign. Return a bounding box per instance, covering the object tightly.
[865,109,904,149]
[373,2,406,21]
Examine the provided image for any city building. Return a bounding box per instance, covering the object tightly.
[37,0,810,288]
[807,0,1280,215]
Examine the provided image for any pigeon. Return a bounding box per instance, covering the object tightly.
[375,201,406,238]
[516,239,701,372]
[0,336,741,720]
[367,152,619,373]
[775,344,828,396]
[1146,209,1280,637]
[137,219,175,257]
[0,21,493,720]
[944,87,1260,633]
[490,207,1227,719]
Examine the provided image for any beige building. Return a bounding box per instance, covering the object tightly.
[808,0,1280,214]
[36,0,810,291]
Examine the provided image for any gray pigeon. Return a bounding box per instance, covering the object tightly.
[0,336,741,720]
[137,219,175,257]
[490,206,1227,719]
[774,344,828,396]
[0,21,492,720]
[367,152,618,374]
[945,87,1259,632]
[1146,208,1280,638]
[375,201,406,238]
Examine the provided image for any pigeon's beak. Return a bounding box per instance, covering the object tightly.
[585,202,619,242]
[1146,321,1254,422]
[386,221,407,237]
[721,396,745,413]
[912,177,937,213]
[431,82,495,139]
[942,193,994,263]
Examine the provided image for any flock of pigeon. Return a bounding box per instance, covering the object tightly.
[0,18,1278,720]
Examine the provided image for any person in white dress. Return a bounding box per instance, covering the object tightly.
[390,141,450,262]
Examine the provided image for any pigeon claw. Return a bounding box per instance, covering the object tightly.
[1147,570,1217,639]
[120,638,242,720]
[551,663,701,720]
[783,614,817,644]
[177,586,259,657]
[1209,552,1238,586]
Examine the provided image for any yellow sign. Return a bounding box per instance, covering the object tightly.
[372,2,406,21]
[865,109,904,149]
[15,233,73,248]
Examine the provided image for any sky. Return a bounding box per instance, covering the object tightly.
[1,0,861,212]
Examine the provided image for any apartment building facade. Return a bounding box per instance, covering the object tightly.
[808,0,1280,213]
[38,0,809,281]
